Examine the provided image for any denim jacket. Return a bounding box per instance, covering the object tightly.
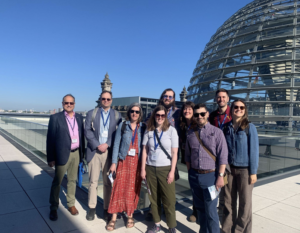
[112,121,146,164]
[223,122,259,174]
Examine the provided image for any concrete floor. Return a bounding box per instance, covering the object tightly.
[0,134,299,233]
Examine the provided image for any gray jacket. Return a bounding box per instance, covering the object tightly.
[85,108,122,163]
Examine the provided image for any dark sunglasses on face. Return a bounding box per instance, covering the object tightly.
[64,102,74,105]
[163,95,173,100]
[102,98,111,102]
[155,114,166,119]
[194,112,207,117]
[130,110,140,114]
[234,106,245,110]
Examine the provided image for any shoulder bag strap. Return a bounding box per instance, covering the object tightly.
[154,129,172,161]
[193,129,216,162]
[91,107,99,131]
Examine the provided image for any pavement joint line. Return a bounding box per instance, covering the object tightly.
[0,207,37,216]
[253,212,300,231]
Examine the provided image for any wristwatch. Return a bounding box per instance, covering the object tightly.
[219,173,224,177]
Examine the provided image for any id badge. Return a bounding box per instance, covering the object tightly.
[128,149,136,156]
[102,131,108,138]
[151,151,158,161]
[72,138,78,144]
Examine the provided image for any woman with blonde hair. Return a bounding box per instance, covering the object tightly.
[141,105,179,233]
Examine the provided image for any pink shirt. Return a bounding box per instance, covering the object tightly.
[65,111,79,150]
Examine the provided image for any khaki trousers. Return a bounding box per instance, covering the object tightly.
[88,150,112,209]
[49,150,79,210]
[222,167,254,233]
[146,165,177,228]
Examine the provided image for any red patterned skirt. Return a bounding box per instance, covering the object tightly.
[108,127,142,216]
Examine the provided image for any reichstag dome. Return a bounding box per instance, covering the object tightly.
[187,0,300,130]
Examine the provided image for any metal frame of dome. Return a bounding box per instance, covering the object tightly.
[187,0,300,130]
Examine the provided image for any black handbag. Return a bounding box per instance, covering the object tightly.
[154,129,180,181]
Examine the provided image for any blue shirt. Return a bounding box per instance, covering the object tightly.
[99,108,110,144]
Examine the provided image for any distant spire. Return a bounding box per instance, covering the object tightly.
[180,86,187,102]
[96,73,114,107]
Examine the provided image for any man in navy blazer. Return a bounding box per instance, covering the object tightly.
[85,90,122,221]
[47,94,85,221]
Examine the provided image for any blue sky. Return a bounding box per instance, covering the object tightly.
[0,0,252,111]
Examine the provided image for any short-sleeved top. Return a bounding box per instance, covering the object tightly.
[142,126,179,167]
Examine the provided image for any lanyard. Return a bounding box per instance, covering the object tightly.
[101,110,110,128]
[153,130,163,150]
[217,114,227,130]
[66,116,76,135]
[168,107,173,118]
[132,126,138,146]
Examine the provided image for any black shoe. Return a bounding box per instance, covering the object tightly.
[86,208,96,221]
[49,210,58,221]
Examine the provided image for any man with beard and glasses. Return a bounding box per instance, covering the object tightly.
[145,88,180,131]
[208,88,232,223]
[185,104,228,233]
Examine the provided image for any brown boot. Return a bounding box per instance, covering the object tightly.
[68,206,79,216]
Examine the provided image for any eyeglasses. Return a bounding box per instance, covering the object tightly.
[130,110,140,114]
[155,114,166,119]
[234,106,245,110]
[194,112,207,117]
[163,95,173,100]
[102,98,111,102]
[64,102,74,105]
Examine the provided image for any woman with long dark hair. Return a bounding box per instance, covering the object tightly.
[141,105,179,233]
[178,101,197,222]
[222,99,259,233]
[106,103,146,231]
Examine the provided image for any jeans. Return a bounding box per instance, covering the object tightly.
[189,169,220,233]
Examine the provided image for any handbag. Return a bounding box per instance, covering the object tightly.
[193,129,228,185]
[154,129,180,181]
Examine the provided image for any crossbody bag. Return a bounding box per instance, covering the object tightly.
[193,129,228,185]
[154,129,180,181]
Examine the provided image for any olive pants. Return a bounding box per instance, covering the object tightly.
[49,150,79,210]
[146,165,176,228]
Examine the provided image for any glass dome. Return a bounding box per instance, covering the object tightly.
[187,0,300,129]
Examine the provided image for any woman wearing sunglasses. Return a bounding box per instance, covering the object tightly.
[141,105,179,233]
[178,101,197,222]
[106,103,146,231]
[222,99,259,233]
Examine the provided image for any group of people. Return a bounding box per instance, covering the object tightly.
[46,88,259,233]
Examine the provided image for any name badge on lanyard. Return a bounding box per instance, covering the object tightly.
[66,116,77,143]
[218,114,227,130]
[101,110,110,138]
[72,138,78,144]
[128,127,138,156]
[152,130,163,161]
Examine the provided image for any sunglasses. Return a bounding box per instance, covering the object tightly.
[130,110,140,114]
[155,114,166,119]
[234,106,245,110]
[163,95,173,100]
[64,102,74,105]
[102,98,111,102]
[194,112,207,117]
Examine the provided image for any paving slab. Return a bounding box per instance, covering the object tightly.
[0,209,52,233]
[255,202,300,230]
[253,184,297,202]
[0,169,15,180]
[0,178,23,194]
[10,165,47,178]
[0,191,35,215]
[17,173,53,191]
[0,161,9,170]
[253,214,300,233]
[252,194,277,213]
[281,193,300,209]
